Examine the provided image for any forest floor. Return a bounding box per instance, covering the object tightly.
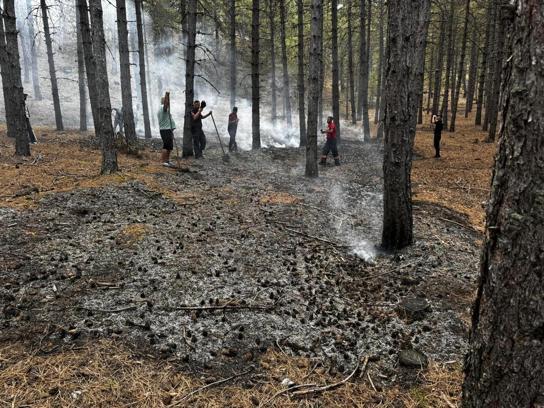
[0,114,495,407]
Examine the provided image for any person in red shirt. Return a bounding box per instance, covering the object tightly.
[320,116,340,166]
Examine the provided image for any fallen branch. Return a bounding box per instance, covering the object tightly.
[173,369,253,405]
[77,305,137,313]
[291,356,369,398]
[270,222,347,248]
[258,383,319,408]
[166,303,275,312]
[439,217,478,232]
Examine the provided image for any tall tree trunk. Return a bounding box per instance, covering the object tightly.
[376,38,387,142]
[382,0,430,250]
[135,0,151,139]
[465,16,479,117]
[77,0,99,130]
[449,0,471,132]
[432,9,446,116]
[89,0,118,174]
[0,0,30,155]
[347,0,356,125]
[426,40,435,114]
[305,0,322,178]
[486,0,506,142]
[251,0,261,149]
[18,20,30,84]
[182,0,197,157]
[358,0,370,139]
[374,0,385,124]
[482,1,497,131]
[25,0,42,100]
[317,6,324,128]
[279,0,292,126]
[116,0,137,153]
[475,0,493,126]
[366,0,371,102]
[462,1,544,405]
[40,0,63,131]
[268,0,277,124]
[330,0,340,140]
[141,11,155,129]
[229,0,236,109]
[296,0,306,146]
[75,1,87,132]
[440,0,455,129]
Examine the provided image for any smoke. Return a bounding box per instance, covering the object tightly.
[328,183,381,262]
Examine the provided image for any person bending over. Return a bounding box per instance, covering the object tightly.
[320,116,340,166]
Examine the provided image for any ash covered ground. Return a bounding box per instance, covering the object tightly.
[0,134,479,383]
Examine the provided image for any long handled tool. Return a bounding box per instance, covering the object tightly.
[210,112,230,163]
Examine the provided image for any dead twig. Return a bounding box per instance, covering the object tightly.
[258,383,319,408]
[273,222,347,249]
[439,217,477,232]
[173,369,253,405]
[166,303,275,312]
[77,305,137,313]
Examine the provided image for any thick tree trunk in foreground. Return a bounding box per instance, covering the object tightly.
[348,0,357,125]
[486,0,506,142]
[229,0,236,110]
[296,0,306,146]
[0,0,30,156]
[382,0,430,250]
[75,2,87,131]
[135,0,151,140]
[268,0,277,124]
[182,0,197,157]
[462,2,544,405]
[25,0,42,100]
[116,0,137,153]
[305,0,322,178]
[251,0,261,149]
[89,0,118,174]
[40,0,63,131]
[449,0,471,132]
[279,0,292,126]
[331,0,340,140]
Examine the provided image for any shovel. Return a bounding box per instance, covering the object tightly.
[210,112,230,163]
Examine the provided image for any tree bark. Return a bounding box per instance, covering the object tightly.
[229,0,236,110]
[374,0,384,124]
[348,0,357,125]
[75,1,87,132]
[18,19,30,84]
[25,0,42,100]
[40,0,63,131]
[426,39,435,114]
[279,0,292,126]
[330,0,340,140]
[317,6,324,128]
[268,0,277,124]
[251,0,261,149]
[0,0,30,156]
[462,1,544,405]
[135,0,151,139]
[358,0,370,139]
[482,1,497,131]
[432,8,446,116]
[296,0,306,146]
[89,0,118,174]
[449,0,471,132]
[182,0,197,157]
[116,0,137,153]
[465,15,478,117]
[486,0,506,142]
[440,0,455,129]
[381,0,430,250]
[475,0,493,126]
[305,0,322,178]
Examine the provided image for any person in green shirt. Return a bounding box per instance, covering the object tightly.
[158,96,177,167]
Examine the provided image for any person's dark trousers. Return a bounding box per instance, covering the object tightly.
[228,129,237,152]
[321,138,339,164]
[193,129,206,158]
[433,132,441,157]
[26,118,36,143]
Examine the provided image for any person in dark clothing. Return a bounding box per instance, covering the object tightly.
[227,107,239,152]
[320,116,340,166]
[433,114,443,158]
[23,94,37,144]
[191,100,211,158]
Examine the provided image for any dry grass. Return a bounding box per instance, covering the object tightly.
[259,192,301,205]
[0,340,462,407]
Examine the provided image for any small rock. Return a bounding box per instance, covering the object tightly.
[399,349,428,368]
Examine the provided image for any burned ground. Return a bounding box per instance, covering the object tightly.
[0,121,492,406]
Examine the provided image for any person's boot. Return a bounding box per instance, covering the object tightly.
[334,158,340,166]
[319,158,327,165]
